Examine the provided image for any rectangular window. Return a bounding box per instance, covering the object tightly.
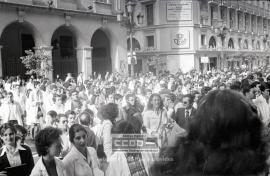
[201,35,206,46]
[237,12,241,30]
[146,36,154,47]
[146,4,154,26]
[245,14,248,31]
[210,6,214,26]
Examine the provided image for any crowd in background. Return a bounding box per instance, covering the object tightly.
[0,67,270,176]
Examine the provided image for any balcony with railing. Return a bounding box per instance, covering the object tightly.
[0,0,115,15]
[208,0,219,5]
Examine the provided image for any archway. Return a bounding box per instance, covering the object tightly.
[51,26,77,80]
[0,22,35,79]
[127,37,141,75]
[228,38,234,49]
[209,36,216,48]
[91,29,111,76]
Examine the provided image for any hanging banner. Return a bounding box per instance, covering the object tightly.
[201,57,209,63]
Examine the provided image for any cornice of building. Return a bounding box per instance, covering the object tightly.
[0,1,117,20]
[133,23,197,31]
[136,50,197,56]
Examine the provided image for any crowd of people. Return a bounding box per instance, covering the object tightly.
[0,68,270,176]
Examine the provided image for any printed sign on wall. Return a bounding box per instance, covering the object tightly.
[167,0,192,21]
[171,30,190,49]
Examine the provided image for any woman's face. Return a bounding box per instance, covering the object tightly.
[48,137,62,157]
[1,128,16,146]
[68,114,76,127]
[73,130,87,151]
[151,96,161,109]
[55,97,62,105]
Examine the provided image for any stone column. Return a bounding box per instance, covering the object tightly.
[76,46,93,81]
[0,45,2,78]
[34,45,53,80]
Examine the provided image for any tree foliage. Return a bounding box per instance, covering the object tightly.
[20,49,53,77]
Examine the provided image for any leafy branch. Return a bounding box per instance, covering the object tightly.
[20,49,53,77]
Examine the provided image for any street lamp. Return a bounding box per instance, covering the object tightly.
[125,0,143,77]
[215,20,229,69]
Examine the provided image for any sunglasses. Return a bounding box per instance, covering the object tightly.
[183,101,189,104]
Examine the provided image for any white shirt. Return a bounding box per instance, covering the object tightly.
[0,145,26,167]
[30,157,67,176]
[253,95,270,125]
[63,146,103,176]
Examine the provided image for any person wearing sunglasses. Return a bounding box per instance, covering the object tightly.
[174,94,196,130]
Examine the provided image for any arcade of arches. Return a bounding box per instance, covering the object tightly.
[0,22,115,80]
[91,29,112,76]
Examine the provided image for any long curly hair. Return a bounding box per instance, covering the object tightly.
[152,90,267,176]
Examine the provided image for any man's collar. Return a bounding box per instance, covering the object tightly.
[0,145,26,156]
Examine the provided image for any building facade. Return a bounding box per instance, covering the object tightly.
[131,0,270,74]
[0,0,127,80]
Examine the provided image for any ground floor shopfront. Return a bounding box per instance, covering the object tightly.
[130,50,269,75]
[0,4,127,80]
[196,50,270,72]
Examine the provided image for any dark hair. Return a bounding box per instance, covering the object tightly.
[35,127,62,156]
[0,123,16,136]
[164,93,176,103]
[14,124,27,136]
[33,81,40,87]
[266,75,270,82]
[47,110,57,117]
[259,82,269,92]
[146,93,163,110]
[69,124,87,143]
[125,93,135,102]
[78,110,94,126]
[230,81,241,91]
[256,71,263,78]
[65,110,76,116]
[98,103,118,124]
[182,94,194,104]
[152,90,266,175]
[114,94,123,101]
[112,118,142,134]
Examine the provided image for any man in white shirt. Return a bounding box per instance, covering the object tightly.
[0,92,23,125]
[253,83,270,126]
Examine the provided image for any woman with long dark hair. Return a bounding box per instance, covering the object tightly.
[152,90,267,176]
[142,93,168,135]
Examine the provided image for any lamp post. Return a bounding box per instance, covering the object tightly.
[127,1,135,77]
[125,1,143,77]
[215,20,229,70]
